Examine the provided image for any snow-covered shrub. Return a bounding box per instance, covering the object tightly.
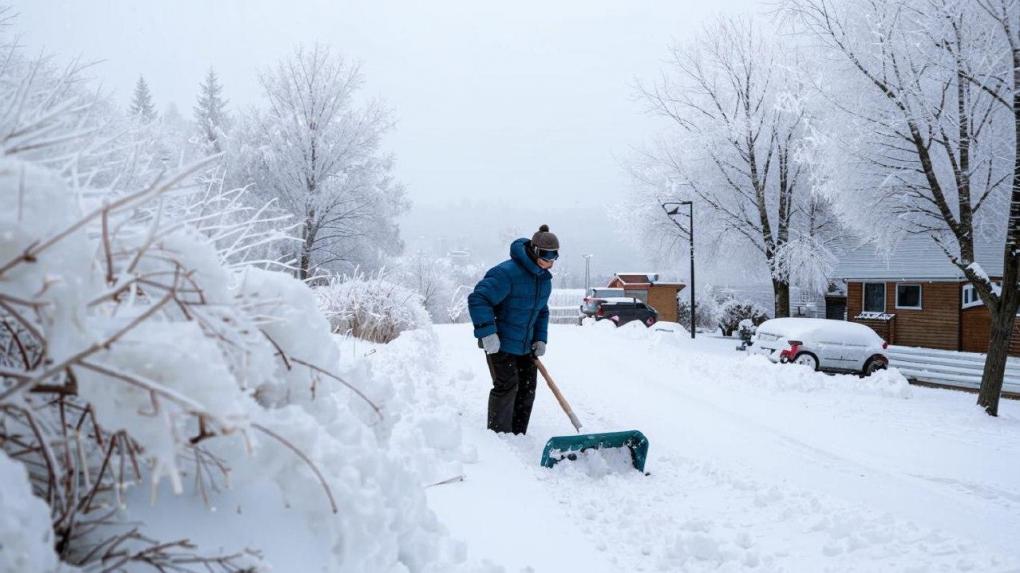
[718,299,770,337]
[317,274,431,343]
[0,34,464,572]
[677,287,724,331]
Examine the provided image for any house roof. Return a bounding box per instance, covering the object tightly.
[615,273,659,284]
[833,233,1004,281]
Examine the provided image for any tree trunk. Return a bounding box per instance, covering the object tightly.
[772,279,791,318]
[977,299,1019,416]
[978,40,1020,416]
[297,209,316,280]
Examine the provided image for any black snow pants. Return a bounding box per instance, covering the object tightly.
[485,351,538,435]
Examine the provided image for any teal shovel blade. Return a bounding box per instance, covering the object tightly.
[540,430,649,472]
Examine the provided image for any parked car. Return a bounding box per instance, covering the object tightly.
[749,317,889,376]
[580,287,628,317]
[593,298,658,327]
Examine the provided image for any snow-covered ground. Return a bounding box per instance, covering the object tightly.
[403,321,1020,572]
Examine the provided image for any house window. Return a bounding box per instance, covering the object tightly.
[895,284,922,309]
[863,282,886,313]
[962,284,982,309]
[962,281,1004,310]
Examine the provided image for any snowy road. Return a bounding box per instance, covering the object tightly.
[425,322,1020,572]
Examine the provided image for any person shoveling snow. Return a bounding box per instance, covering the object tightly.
[468,224,558,435]
[468,225,649,472]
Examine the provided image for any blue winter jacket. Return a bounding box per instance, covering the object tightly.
[468,238,553,355]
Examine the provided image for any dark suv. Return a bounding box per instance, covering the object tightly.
[594,299,658,327]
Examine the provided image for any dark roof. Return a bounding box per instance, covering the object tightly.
[833,233,1004,280]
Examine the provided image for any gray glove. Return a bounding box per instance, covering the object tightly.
[481,333,500,354]
[532,341,546,357]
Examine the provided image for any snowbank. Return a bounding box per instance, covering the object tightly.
[0,452,65,573]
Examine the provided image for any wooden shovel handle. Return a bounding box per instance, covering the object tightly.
[534,357,583,433]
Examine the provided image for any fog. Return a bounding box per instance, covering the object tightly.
[13,0,764,279]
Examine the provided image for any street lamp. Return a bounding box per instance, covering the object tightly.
[662,200,695,339]
[583,254,593,293]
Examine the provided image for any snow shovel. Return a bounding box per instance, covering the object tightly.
[534,358,649,472]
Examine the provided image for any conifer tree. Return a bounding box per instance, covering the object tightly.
[129,75,157,122]
[193,68,229,153]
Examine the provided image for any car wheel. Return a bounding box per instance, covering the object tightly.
[793,352,819,371]
[862,357,887,377]
[645,316,656,327]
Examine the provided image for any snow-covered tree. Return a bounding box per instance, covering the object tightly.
[231,45,406,279]
[388,252,485,323]
[129,75,156,122]
[193,67,229,154]
[784,0,1019,416]
[634,17,841,318]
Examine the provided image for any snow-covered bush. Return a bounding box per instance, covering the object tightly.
[677,287,724,331]
[718,299,770,337]
[0,29,463,572]
[317,274,431,343]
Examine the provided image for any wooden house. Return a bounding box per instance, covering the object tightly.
[606,273,685,323]
[832,235,1019,355]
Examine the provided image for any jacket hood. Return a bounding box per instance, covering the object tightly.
[510,238,549,277]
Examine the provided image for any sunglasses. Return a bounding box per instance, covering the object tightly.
[537,248,559,261]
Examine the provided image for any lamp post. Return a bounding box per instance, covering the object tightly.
[662,200,696,339]
[583,254,593,292]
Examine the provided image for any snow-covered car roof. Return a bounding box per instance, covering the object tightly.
[756,318,884,346]
[599,297,642,304]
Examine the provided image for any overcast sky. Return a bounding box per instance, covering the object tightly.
[13,0,766,280]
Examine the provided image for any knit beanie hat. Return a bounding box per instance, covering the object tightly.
[531,224,559,250]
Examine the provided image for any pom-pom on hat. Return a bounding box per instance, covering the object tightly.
[531,224,559,251]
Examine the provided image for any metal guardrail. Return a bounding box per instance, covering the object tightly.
[887,345,1020,395]
[549,306,583,325]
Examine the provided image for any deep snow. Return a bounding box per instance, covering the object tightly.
[422,321,1020,572]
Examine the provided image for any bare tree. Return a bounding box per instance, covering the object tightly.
[785,0,1019,415]
[239,44,404,279]
[638,17,837,317]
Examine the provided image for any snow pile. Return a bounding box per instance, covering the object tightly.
[549,447,637,479]
[0,452,64,573]
[356,328,478,487]
[742,355,913,398]
[318,275,431,343]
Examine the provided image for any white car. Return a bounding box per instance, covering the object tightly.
[749,318,889,376]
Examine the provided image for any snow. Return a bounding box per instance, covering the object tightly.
[754,317,885,347]
[966,262,1003,296]
[123,309,472,572]
[416,322,1020,571]
[0,451,66,573]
